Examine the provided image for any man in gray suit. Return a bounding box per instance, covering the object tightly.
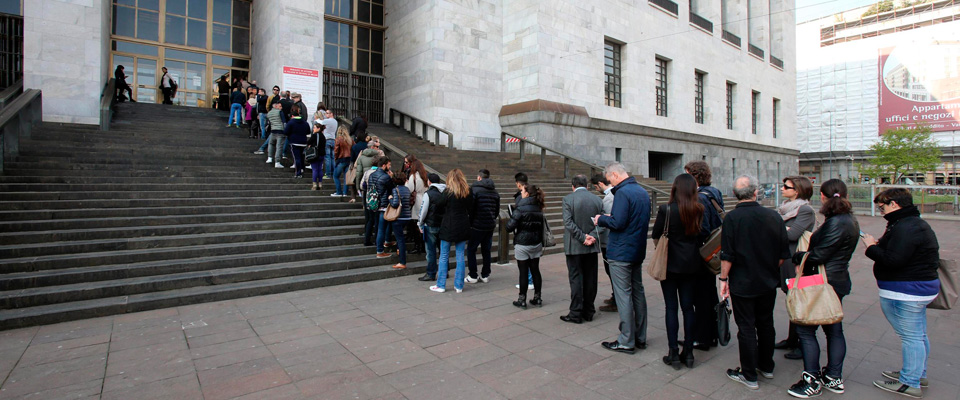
[560,175,604,323]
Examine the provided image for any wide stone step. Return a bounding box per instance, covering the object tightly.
[0,210,365,232]
[0,195,346,211]
[0,189,328,201]
[0,182,329,192]
[0,201,359,221]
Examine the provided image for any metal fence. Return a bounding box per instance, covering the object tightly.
[758,183,960,216]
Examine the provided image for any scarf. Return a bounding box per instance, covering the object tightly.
[778,198,809,221]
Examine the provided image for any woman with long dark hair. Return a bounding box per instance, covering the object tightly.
[388,171,413,269]
[430,169,473,293]
[786,179,859,398]
[405,155,429,254]
[651,174,704,369]
[776,176,817,360]
[505,183,545,308]
[283,105,311,179]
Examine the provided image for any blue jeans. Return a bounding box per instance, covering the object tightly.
[258,113,269,139]
[424,226,440,277]
[437,240,466,290]
[880,297,932,388]
[376,212,392,253]
[796,294,846,377]
[228,103,243,126]
[324,139,336,178]
[333,159,350,195]
[393,220,407,265]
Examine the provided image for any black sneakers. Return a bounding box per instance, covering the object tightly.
[787,371,823,398]
[820,368,844,393]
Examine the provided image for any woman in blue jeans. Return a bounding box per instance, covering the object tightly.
[430,169,473,293]
[863,188,940,399]
[786,179,860,398]
[332,126,354,196]
[388,172,412,269]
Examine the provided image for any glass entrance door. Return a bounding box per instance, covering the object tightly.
[112,54,158,103]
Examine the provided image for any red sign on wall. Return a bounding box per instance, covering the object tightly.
[878,43,960,134]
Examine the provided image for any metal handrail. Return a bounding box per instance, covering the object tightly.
[0,80,23,109]
[389,108,455,149]
[336,115,446,182]
[100,78,117,131]
[0,89,41,173]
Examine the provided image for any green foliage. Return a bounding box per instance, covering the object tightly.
[859,125,942,183]
[862,0,895,17]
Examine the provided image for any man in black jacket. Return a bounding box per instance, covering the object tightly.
[465,169,500,283]
[417,174,446,281]
[371,157,396,258]
[719,174,790,390]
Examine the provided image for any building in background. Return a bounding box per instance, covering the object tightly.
[19,0,798,189]
[796,0,960,184]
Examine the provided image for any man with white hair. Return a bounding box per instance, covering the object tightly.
[592,163,651,354]
[719,174,790,390]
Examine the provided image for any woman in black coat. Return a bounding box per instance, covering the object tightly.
[430,169,473,294]
[505,183,545,308]
[651,174,704,369]
[786,179,860,398]
[283,105,311,179]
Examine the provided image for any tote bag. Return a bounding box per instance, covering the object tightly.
[647,205,670,281]
[384,188,401,221]
[716,298,732,346]
[928,259,959,310]
[542,216,556,247]
[786,253,844,325]
[345,165,357,185]
[698,191,724,274]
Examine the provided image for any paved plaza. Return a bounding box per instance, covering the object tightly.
[0,215,957,400]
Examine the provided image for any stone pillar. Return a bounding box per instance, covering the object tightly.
[23,0,111,125]
[250,3,324,102]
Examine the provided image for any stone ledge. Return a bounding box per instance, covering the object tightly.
[498,99,589,118]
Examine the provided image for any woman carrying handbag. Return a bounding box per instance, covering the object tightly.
[651,174,705,369]
[776,176,817,360]
[786,179,859,398]
[387,172,413,270]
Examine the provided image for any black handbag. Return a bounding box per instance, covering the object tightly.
[304,146,319,163]
[716,298,732,346]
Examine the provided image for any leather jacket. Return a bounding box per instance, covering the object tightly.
[506,197,544,246]
[792,213,860,296]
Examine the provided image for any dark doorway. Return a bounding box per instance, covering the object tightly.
[648,151,684,181]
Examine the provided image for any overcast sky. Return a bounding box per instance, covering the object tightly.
[795,0,889,22]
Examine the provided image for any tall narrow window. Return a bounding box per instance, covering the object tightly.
[694,71,705,124]
[604,40,622,108]
[772,98,780,138]
[726,81,735,129]
[656,57,668,117]
[751,90,760,135]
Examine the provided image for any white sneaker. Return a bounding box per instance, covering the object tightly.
[480,276,489,283]
[429,285,445,293]
[274,162,283,168]
[330,193,339,197]
[456,288,463,293]
[254,150,264,155]
[290,165,296,169]
[306,165,312,169]
[266,158,273,163]
[515,284,535,290]
[464,276,479,284]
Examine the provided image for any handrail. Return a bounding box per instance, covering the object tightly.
[0,89,42,173]
[0,80,23,109]
[499,130,670,198]
[389,108,455,149]
[336,116,446,182]
[100,78,117,131]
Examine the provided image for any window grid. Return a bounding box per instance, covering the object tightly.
[694,71,705,124]
[751,90,760,135]
[604,40,622,108]
[726,81,734,129]
[656,57,668,117]
[324,0,385,76]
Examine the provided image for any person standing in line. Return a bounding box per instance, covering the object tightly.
[255,88,269,139]
[417,173,446,282]
[506,183,546,308]
[371,157,396,258]
[227,87,245,128]
[465,169,500,284]
[254,87,280,154]
[785,179,859,398]
[513,172,535,291]
[405,156,429,254]
[591,174,617,313]
[115,65,135,102]
[430,169,474,294]
[652,174,705,369]
[332,126,354,196]
[350,113,369,143]
[360,155,382,246]
[264,101,287,168]
[284,105,310,179]
[319,109,339,181]
[684,161,723,351]
[244,92,257,137]
[593,163,651,354]
[775,175,817,361]
[862,188,940,399]
[216,74,230,110]
[560,175,603,323]
[160,67,174,105]
[388,172,413,270]
[307,124,326,190]
[719,175,790,390]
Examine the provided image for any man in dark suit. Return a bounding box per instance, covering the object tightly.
[561,175,604,323]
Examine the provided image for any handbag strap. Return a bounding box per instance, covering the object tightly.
[663,204,671,237]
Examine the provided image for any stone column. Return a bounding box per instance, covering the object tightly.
[23,0,111,125]
[250,2,324,102]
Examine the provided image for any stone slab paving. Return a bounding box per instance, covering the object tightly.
[0,215,958,400]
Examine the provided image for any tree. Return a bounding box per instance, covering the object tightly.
[859,124,942,183]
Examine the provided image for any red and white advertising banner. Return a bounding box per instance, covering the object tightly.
[878,43,960,134]
[281,66,321,113]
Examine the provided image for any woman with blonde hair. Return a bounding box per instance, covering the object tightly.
[430,169,474,293]
[332,125,354,196]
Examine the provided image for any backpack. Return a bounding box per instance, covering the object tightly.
[365,173,381,212]
[698,188,725,274]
